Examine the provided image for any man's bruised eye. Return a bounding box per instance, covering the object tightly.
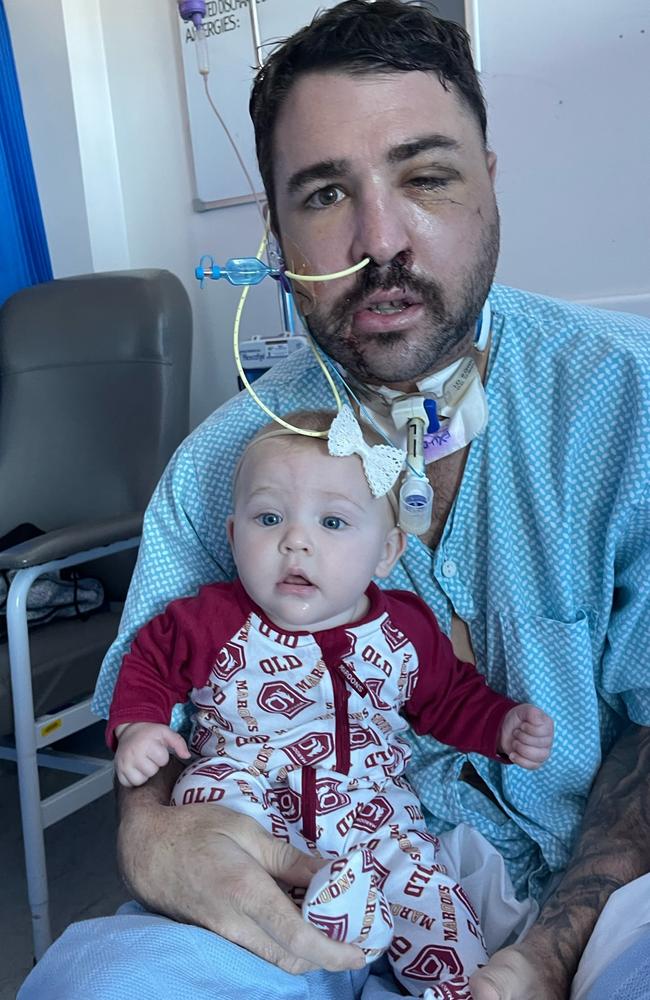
[408,176,451,191]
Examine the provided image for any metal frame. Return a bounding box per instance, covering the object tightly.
[464,0,482,72]
[0,535,140,960]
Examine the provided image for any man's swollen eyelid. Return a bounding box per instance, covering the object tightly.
[410,176,451,188]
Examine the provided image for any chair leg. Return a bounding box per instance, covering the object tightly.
[7,568,53,960]
[16,731,53,960]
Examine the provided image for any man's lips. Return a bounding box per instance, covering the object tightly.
[352,293,424,335]
[361,289,417,309]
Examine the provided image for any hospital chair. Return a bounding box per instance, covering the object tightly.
[0,269,192,960]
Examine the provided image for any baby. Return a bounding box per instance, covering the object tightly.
[108,409,553,999]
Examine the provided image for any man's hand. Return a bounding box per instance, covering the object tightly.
[469,938,568,1000]
[473,723,650,998]
[499,704,554,769]
[117,765,366,975]
[114,722,191,787]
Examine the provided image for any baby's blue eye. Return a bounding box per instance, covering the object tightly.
[322,516,346,530]
[257,512,281,527]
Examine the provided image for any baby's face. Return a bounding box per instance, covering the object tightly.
[228,438,404,632]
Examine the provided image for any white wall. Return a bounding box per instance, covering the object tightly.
[5,0,93,276]
[60,0,129,272]
[5,0,650,430]
[480,0,650,315]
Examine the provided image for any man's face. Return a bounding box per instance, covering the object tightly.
[272,70,499,387]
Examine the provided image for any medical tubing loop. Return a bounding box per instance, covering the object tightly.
[202,74,267,234]
[234,236,346,437]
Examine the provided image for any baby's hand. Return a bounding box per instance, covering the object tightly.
[114,722,191,787]
[498,704,554,769]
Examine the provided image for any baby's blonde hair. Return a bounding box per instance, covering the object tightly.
[233,409,399,520]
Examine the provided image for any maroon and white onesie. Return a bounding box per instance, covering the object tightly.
[108,580,518,998]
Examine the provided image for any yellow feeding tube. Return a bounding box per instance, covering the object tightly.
[233,237,369,436]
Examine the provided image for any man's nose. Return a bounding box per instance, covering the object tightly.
[350,187,412,268]
[279,522,313,554]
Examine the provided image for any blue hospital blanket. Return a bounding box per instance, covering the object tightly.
[17,904,381,1000]
[586,933,650,1000]
[18,905,650,999]
[17,826,536,998]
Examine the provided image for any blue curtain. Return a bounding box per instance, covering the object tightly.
[0,0,52,307]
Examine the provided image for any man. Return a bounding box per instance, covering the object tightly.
[20,2,650,998]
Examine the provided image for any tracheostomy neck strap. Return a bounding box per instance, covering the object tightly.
[389,350,489,465]
[339,300,492,534]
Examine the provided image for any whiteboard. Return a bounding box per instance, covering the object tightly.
[178,0,338,209]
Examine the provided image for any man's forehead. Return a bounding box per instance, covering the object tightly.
[273,69,474,171]
[279,69,466,121]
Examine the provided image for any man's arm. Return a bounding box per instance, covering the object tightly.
[115,760,366,976]
[471,722,650,1000]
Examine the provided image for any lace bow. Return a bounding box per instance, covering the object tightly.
[328,405,405,498]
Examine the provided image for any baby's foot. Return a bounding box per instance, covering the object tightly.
[302,847,393,961]
[423,976,473,999]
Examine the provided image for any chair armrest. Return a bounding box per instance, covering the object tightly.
[0,513,143,570]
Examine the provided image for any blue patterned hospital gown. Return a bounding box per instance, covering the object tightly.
[93,284,650,901]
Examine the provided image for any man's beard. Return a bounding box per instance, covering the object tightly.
[304,216,500,385]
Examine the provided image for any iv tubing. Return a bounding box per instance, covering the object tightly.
[202,75,267,234]
[234,235,345,437]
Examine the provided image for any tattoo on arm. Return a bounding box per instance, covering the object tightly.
[530,724,650,984]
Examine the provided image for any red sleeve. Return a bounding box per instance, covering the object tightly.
[106,581,247,750]
[384,590,519,761]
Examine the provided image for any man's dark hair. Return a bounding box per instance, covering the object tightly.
[249,0,487,231]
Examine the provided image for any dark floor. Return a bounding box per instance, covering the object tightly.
[0,724,128,999]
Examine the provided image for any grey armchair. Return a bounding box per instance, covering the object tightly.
[0,269,192,959]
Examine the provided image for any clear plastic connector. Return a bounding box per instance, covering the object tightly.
[399,475,434,536]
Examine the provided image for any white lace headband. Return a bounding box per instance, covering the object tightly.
[327,405,405,499]
[237,406,405,517]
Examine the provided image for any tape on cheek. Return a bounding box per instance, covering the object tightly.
[281,237,318,315]
[292,281,316,316]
